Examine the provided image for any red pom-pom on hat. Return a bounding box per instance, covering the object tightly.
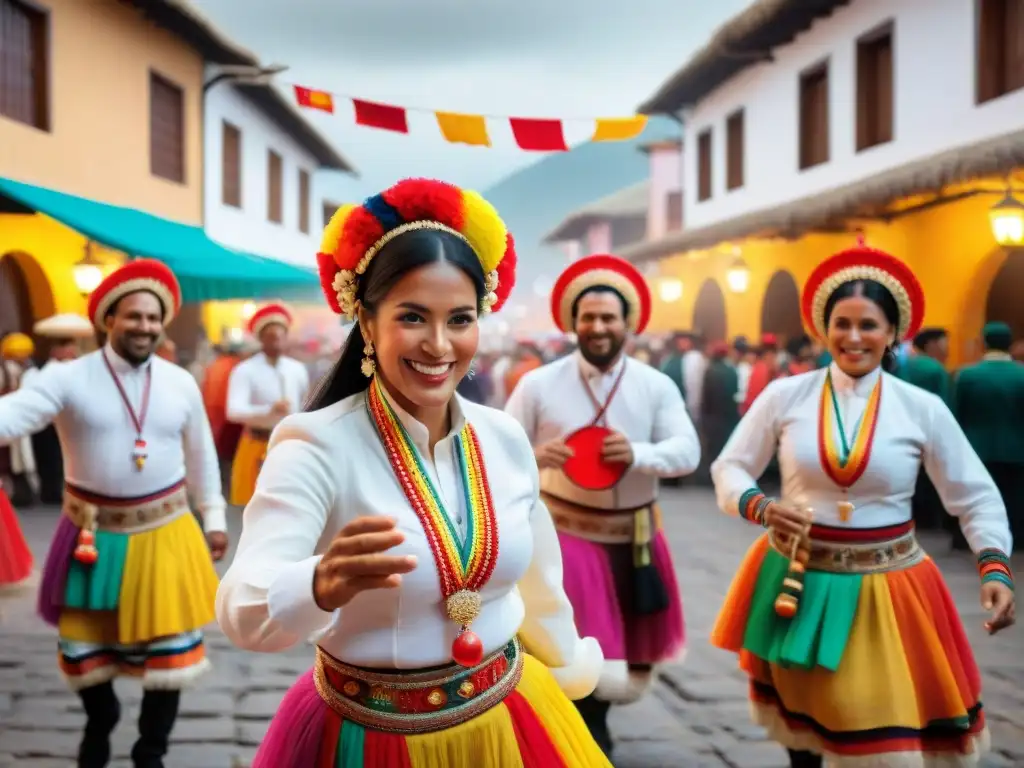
[491,233,517,312]
[382,178,466,233]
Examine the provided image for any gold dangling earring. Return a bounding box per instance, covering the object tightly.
[361,339,376,378]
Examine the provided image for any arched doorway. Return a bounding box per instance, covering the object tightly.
[0,254,34,337]
[985,249,1024,341]
[692,278,727,342]
[760,270,804,344]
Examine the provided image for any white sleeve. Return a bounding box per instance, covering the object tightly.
[517,495,603,700]
[180,375,227,533]
[216,422,338,652]
[631,374,701,478]
[504,374,539,444]
[226,364,277,429]
[923,395,1013,555]
[710,380,781,516]
[0,362,69,444]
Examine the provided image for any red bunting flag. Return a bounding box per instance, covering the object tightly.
[353,99,409,134]
[294,86,334,114]
[509,118,568,152]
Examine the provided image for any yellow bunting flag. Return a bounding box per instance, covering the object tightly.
[591,116,649,142]
[435,111,491,147]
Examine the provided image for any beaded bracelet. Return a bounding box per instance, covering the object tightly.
[738,488,773,528]
[978,549,1014,591]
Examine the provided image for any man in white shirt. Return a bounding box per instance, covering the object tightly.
[0,260,227,768]
[506,253,701,757]
[21,314,94,505]
[226,303,310,507]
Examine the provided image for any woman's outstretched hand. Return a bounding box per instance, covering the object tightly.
[312,516,418,612]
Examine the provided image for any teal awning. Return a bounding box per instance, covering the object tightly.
[0,177,321,303]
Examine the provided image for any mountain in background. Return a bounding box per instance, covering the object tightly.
[483,115,680,297]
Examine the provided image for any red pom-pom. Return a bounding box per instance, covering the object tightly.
[451,629,484,667]
[334,207,386,272]
[316,252,342,314]
[383,178,466,233]
[491,232,517,312]
[74,545,98,565]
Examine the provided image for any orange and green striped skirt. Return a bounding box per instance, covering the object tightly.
[711,523,989,766]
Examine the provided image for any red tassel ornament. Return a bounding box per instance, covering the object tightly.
[73,506,99,565]
[452,629,484,668]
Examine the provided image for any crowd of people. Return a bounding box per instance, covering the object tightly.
[0,177,1018,768]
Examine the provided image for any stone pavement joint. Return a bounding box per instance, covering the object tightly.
[2,488,1023,767]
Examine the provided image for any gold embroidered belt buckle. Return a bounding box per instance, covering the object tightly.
[63,485,190,534]
[313,638,523,734]
[769,529,925,574]
[541,492,659,546]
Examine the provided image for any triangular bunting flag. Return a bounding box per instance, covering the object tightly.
[592,116,648,142]
[509,118,568,152]
[435,112,491,147]
[353,99,409,133]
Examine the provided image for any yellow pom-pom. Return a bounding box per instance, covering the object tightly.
[459,190,508,274]
[319,203,358,259]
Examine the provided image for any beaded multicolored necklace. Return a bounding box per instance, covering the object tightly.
[366,377,499,667]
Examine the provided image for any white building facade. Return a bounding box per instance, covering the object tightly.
[202,75,354,267]
[677,0,1024,230]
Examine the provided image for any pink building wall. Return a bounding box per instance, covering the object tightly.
[646,144,683,240]
[586,221,612,254]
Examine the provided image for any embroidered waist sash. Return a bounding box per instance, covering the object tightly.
[312,638,523,734]
[769,521,924,574]
[541,492,660,546]
[63,481,189,534]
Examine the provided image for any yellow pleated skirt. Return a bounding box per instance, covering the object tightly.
[230,430,268,507]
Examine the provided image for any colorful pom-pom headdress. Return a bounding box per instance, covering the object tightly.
[316,179,517,320]
[801,236,925,343]
[550,254,652,334]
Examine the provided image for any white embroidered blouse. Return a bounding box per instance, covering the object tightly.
[711,363,1012,554]
[215,383,602,699]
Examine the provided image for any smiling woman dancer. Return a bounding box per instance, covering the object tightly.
[216,178,610,768]
[709,238,1015,768]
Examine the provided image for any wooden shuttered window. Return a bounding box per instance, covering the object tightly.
[665,191,683,232]
[150,72,185,183]
[726,109,745,190]
[298,169,310,234]
[856,23,894,151]
[697,129,713,201]
[799,62,830,170]
[222,121,241,207]
[0,0,49,130]
[267,150,283,223]
[977,0,1024,103]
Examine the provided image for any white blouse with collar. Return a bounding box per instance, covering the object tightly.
[215,383,602,699]
[712,363,1012,554]
[505,351,700,510]
[0,345,225,532]
[226,352,311,431]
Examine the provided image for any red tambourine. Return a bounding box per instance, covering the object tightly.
[562,425,629,491]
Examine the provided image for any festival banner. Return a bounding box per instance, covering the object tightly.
[289,83,648,152]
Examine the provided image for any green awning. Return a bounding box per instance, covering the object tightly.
[0,177,321,303]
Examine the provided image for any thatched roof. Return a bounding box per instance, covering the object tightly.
[543,181,649,243]
[620,127,1024,263]
[637,0,850,114]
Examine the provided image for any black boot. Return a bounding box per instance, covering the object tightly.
[78,681,121,768]
[130,689,180,768]
[788,749,823,768]
[574,695,613,756]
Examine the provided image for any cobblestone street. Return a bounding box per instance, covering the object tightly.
[1,487,1022,767]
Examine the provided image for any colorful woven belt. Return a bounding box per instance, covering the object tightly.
[769,525,925,574]
[63,481,189,534]
[541,492,661,545]
[313,638,522,734]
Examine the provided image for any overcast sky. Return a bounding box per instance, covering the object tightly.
[189,0,752,201]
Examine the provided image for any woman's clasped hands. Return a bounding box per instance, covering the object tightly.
[313,516,418,612]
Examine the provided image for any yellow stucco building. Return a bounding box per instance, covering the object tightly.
[0,0,258,335]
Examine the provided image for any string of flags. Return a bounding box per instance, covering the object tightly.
[291,84,649,152]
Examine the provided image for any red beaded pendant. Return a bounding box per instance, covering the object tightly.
[452,629,484,668]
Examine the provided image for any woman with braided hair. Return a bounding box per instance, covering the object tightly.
[216,178,610,767]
